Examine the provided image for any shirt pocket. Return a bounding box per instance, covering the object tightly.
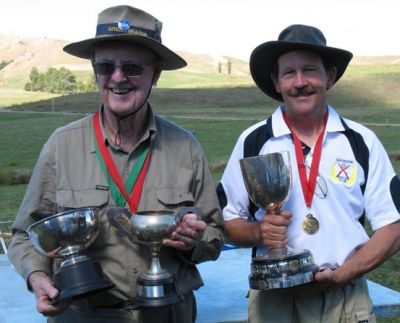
[56,188,109,212]
[142,187,195,212]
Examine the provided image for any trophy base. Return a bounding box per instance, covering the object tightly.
[136,275,182,307]
[249,248,319,290]
[54,259,114,301]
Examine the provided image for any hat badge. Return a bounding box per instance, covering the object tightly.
[118,19,131,31]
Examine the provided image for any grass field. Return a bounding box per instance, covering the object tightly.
[1,62,400,321]
[0,88,60,108]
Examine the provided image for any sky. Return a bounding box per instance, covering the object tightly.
[1,0,399,61]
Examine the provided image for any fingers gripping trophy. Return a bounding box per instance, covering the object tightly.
[240,151,319,290]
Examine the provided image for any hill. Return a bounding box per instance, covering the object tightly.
[0,35,88,87]
[1,34,400,107]
[0,34,249,88]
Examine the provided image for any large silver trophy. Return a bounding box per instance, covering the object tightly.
[240,151,318,290]
[27,208,114,301]
[108,208,188,307]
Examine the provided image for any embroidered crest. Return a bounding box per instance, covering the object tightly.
[330,158,357,186]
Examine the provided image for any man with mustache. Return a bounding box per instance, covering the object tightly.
[8,5,224,322]
[218,24,400,322]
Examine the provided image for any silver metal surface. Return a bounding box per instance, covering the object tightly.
[26,208,114,301]
[240,151,292,260]
[250,249,319,290]
[137,284,166,298]
[240,152,319,290]
[27,208,100,259]
[129,211,178,280]
[240,151,291,210]
[130,211,178,245]
[130,210,186,306]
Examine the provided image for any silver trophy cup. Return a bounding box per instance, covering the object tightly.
[108,208,192,307]
[240,151,318,290]
[27,208,114,301]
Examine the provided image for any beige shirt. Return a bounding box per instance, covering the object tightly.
[8,106,224,306]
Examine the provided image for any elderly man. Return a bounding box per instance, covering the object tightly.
[218,24,400,322]
[8,5,224,323]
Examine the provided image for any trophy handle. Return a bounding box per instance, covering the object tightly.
[106,208,134,240]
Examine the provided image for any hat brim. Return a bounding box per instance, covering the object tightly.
[250,41,353,101]
[63,34,187,70]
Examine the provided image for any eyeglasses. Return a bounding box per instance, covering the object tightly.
[92,61,155,77]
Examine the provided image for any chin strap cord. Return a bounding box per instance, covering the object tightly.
[111,71,158,147]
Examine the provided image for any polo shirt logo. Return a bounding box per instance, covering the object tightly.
[330,158,357,186]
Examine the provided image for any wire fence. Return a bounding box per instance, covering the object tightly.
[0,220,13,254]
[0,220,13,231]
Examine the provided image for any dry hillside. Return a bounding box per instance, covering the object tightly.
[0,35,89,79]
[3,34,398,90]
[0,34,249,88]
[351,56,400,65]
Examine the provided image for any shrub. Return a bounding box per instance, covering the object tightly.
[0,170,32,186]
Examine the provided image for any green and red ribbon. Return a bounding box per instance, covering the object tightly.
[93,110,151,212]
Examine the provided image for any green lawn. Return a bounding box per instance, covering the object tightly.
[0,88,60,108]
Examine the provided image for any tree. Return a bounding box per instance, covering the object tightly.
[85,75,98,92]
[56,67,77,93]
[25,67,43,91]
[25,66,78,94]
[0,60,12,71]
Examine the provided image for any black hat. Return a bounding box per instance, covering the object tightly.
[63,5,186,70]
[250,24,353,101]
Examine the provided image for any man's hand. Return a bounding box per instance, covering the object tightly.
[28,271,69,316]
[259,210,292,248]
[163,213,207,251]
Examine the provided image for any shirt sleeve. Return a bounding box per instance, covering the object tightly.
[363,132,400,230]
[219,132,252,222]
[179,137,224,264]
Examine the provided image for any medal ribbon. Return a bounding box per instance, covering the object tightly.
[283,111,327,208]
[93,110,151,212]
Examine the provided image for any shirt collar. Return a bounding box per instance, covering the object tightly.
[96,104,157,152]
[271,104,345,138]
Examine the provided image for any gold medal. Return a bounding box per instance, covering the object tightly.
[302,214,319,235]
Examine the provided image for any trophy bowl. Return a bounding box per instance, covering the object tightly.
[240,152,319,290]
[130,210,182,307]
[130,211,178,245]
[27,208,114,301]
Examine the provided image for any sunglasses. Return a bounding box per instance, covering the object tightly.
[92,61,155,77]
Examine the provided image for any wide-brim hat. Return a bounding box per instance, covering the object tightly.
[63,5,186,70]
[250,24,353,101]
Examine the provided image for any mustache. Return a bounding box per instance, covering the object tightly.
[290,87,313,97]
